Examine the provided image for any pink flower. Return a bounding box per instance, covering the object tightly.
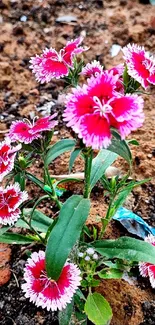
[0,138,21,182]
[0,183,28,225]
[30,37,87,83]
[81,60,103,77]
[22,251,81,311]
[63,71,144,149]
[122,44,155,89]
[109,64,124,93]
[139,235,155,288]
[9,114,58,144]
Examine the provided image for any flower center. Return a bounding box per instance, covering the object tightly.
[93,96,112,117]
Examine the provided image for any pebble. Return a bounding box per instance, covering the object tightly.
[20,15,27,22]
[56,15,77,23]
[110,44,121,57]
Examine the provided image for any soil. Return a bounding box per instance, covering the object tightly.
[0,0,155,324]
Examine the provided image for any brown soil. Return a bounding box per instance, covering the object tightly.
[0,0,155,324]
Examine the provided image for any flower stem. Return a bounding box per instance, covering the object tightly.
[83,150,93,199]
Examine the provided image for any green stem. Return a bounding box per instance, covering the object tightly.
[21,215,45,245]
[44,164,62,209]
[29,195,49,227]
[83,150,93,199]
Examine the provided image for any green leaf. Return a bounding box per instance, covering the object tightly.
[46,195,90,280]
[92,237,155,264]
[90,150,117,189]
[59,300,74,325]
[74,289,86,312]
[107,131,132,165]
[98,268,123,279]
[24,209,52,226]
[26,173,44,190]
[127,139,139,146]
[0,233,35,244]
[14,172,25,190]
[84,293,112,325]
[75,312,87,325]
[45,139,76,166]
[69,148,81,172]
[15,209,53,233]
[113,188,132,213]
[0,226,10,235]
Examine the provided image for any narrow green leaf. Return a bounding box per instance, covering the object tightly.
[107,131,132,165]
[14,172,25,191]
[59,300,74,325]
[0,233,35,244]
[23,209,52,227]
[127,139,139,146]
[75,312,87,325]
[98,268,123,279]
[92,237,155,264]
[69,148,81,172]
[45,139,76,166]
[0,226,10,235]
[46,195,90,280]
[26,173,44,190]
[90,150,117,189]
[15,209,53,233]
[84,293,112,325]
[113,188,132,213]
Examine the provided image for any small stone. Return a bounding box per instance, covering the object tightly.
[147,154,152,159]
[20,15,27,22]
[56,15,77,24]
[110,44,121,57]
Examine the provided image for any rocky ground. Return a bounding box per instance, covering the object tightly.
[0,0,155,324]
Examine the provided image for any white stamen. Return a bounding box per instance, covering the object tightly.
[93,96,112,117]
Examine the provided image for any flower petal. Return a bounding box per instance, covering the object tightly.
[79,113,111,149]
[111,94,144,122]
[30,114,58,135]
[63,37,85,66]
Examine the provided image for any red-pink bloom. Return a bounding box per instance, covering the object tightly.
[0,138,21,182]
[0,183,28,225]
[22,251,81,311]
[30,37,87,83]
[122,44,155,89]
[109,64,124,93]
[9,114,58,144]
[81,60,103,77]
[63,71,144,149]
[139,235,155,288]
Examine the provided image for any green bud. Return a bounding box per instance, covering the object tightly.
[18,156,27,169]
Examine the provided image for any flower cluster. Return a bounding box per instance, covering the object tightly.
[22,251,81,311]
[139,235,155,288]
[30,37,87,83]
[63,70,144,149]
[122,44,155,89]
[78,248,98,261]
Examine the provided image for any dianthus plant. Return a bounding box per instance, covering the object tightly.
[1,38,155,325]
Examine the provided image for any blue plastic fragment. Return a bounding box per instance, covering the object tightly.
[113,207,155,239]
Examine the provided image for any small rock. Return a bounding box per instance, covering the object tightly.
[147,154,152,159]
[110,44,121,57]
[20,15,27,22]
[56,15,77,24]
